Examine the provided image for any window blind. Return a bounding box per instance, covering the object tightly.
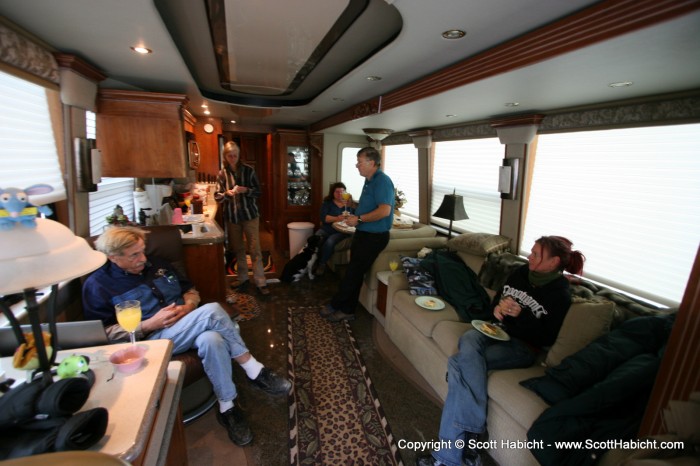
[0,70,66,205]
[384,144,418,218]
[86,111,136,236]
[522,124,700,305]
[432,138,503,234]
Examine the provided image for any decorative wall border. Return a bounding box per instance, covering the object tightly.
[0,22,59,85]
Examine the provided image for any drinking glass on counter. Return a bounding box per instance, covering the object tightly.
[115,300,142,345]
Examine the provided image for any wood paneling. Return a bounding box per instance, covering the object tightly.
[96,90,190,178]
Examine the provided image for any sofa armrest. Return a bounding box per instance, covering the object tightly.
[385,272,409,324]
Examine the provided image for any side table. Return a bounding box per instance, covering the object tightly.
[376,270,392,317]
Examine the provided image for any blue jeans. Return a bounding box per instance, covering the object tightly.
[316,230,350,266]
[330,230,389,313]
[148,303,249,403]
[433,330,536,466]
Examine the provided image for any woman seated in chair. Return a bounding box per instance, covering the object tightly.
[315,182,355,275]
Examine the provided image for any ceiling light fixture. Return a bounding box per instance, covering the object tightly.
[446,114,457,118]
[609,81,633,88]
[130,46,152,54]
[332,97,345,102]
[366,76,382,81]
[363,128,393,149]
[442,29,466,40]
[504,102,520,107]
[203,109,210,115]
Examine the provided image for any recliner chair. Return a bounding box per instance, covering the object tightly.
[89,225,219,424]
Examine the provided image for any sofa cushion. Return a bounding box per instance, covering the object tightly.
[447,232,511,255]
[392,290,460,337]
[432,320,472,358]
[488,366,550,430]
[400,256,437,296]
[545,299,616,367]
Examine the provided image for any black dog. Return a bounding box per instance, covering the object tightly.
[281,234,321,283]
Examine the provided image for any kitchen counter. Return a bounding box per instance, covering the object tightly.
[179,202,224,245]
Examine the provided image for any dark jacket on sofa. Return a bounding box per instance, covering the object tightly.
[522,314,675,466]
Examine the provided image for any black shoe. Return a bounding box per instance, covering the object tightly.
[320,304,335,317]
[415,454,441,466]
[216,404,253,446]
[326,310,355,322]
[463,449,482,466]
[249,367,291,395]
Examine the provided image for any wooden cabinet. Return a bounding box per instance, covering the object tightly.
[272,130,322,253]
[96,90,195,178]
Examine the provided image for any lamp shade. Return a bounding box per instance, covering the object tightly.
[0,218,106,295]
[362,128,394,142]
[433,193,468,221]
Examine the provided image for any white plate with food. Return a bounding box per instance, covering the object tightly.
[415,296,445,310]
[471,320,511,341]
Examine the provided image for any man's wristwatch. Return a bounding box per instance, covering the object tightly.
[357,215,363,223]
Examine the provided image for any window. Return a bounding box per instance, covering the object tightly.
[339,145,365,200]
[432,138,503,234]
[384,144,418,218]
[522,124,700,305]
[86,111,135,235]
[0,70,65,205]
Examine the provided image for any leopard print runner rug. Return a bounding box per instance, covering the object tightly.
[288,306,403,465]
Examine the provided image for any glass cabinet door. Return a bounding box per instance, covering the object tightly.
[287,146,310,206]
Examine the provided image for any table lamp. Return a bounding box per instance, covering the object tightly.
[433,189,468,239]
[0,218,106,382]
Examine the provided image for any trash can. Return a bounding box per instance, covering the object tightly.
[288,222,315,258]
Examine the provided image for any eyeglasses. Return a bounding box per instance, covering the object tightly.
[355,160,372,167]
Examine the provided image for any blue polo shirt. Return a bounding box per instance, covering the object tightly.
[356,169,394,233]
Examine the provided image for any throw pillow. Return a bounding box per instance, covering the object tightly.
[447,232,510,255]
[400,256,437,296]
[545,299,616,367]
[478,252,527,292]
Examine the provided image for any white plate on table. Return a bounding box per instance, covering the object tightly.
[471,320,510,341]
[415,296,445,310]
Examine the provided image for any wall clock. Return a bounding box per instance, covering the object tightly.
[203,123,214,134]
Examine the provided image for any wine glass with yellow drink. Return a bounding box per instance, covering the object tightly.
[115,300,142,345]
[341,190,351,216]
[389,257,399,272]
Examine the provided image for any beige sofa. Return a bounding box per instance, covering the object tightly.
[374,232,666,466]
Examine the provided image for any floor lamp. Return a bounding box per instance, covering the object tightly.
[433,189,468,239]
[0,218,106,382]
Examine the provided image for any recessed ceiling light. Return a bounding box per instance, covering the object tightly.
[130,46,152,54]
[201,103,208,108]
[445,114,457,118]
[230,120,236,124]
[366,76,382,81]
[609,81,633,88]
[332,97,345,102]
[442,29,466,40]
[504,102,520,107]
[203,109,210,115]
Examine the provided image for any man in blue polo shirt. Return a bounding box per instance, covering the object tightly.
[322,147,394,322]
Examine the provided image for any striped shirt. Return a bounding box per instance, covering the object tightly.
[215,163,261,223]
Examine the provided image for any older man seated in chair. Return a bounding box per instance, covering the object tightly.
[83,226,290,446]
